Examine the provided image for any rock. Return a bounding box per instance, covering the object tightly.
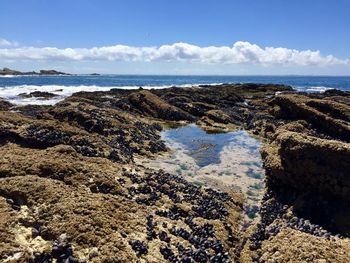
[128,240,148,256]
[270,94,350,141]
[0,102,167,163]
[257,91,350,235]
[0,82,349,262]
[262,126,350,233]
[39,69,69,75]
[31,227,40,238]
[0,99,13,111]
[128,89,194,121]
[0,67,70,76]
[0,67,27,75]
[18,91,58,99]
[204,109,232,124]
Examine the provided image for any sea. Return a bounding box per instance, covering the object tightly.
[0,75,349,105]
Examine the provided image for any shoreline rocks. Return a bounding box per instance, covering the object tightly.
[18,91,59,99]
[0,67,70,76]
[238,89,350,262]
[262,93,350,234]
[0,83,349,262]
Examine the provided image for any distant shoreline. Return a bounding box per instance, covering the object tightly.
[0,67,71,76]
[0,67,102,76]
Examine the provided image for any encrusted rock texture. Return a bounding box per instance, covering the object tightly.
[0,84,350,262]
[243,90,350,262]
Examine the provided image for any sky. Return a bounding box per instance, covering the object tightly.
[0,0,349,75]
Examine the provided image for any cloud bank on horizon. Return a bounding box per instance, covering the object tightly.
[0,39,348,67]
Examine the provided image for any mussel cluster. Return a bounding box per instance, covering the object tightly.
[123,170,237,262]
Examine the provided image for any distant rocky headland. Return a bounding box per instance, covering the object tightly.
[0,67,70,76]
[0,83,349,262]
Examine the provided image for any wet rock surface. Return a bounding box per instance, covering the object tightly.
[0,98,13,111]
[0,83,350,262]
[18,91,59,99]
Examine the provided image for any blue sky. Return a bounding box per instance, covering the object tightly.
[0,0,349,75]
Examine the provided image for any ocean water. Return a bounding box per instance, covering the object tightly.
[0,75,349,105]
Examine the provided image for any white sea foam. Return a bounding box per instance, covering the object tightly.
[0,82,340,106]
[296,86,335,93]
[0,75,18,78]
[0,85,107,105]
[0,83,208,105]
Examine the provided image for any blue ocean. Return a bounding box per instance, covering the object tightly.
[0,75,349,105]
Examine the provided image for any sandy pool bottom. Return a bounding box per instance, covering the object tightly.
[141,124,265,223]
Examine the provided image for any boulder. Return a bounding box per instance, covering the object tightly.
[270,94,350,142]
[263,93,350,234]
[18,91,58,99]
[128,90,194,121]
[0,99,12,111]
[204,110,232,124]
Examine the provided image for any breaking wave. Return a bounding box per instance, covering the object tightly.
[0,83,207,105]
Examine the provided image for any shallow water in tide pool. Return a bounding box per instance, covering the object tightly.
[145,124,265,221]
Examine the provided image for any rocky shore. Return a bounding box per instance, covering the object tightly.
[0,83,349,262]
[0,68,69,76]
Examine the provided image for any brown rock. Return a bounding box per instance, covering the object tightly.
[0,98,13,111]
[128,90,194,121]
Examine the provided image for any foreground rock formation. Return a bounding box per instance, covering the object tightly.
[265,92,350,233]
[0,84,350,262]
[242,90,350,262]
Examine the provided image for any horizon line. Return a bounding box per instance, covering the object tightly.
[74,73,350,77]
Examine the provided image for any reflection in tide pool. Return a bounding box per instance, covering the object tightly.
[162,124,262,168]
[145,124,265,221]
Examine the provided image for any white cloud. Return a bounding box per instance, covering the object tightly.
[0,41,348,66]
[0,38,19,47]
